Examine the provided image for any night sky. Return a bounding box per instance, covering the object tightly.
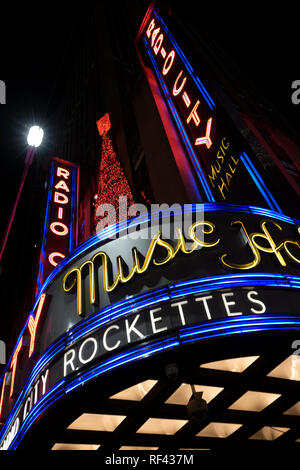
[0,1,299,353]
[0,3,81,233]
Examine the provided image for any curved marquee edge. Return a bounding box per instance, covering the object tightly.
[2,202,300,389]
[8,313,300,450]
[2,270,300,445]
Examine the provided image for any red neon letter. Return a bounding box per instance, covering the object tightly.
[195,117,213,149]
[146,19,155,38]
[182,92,191,107]
[50,221,69,236]
[151,27,160,47]
[48,252,65,267]
[57,167,69,179]
[162,50,175,75]
[28,293,46,357]
[173,70,186,96]
[154,34,163,55]
[9,338,23,397]
[187,100,201,127]
[55,180,70,192]
[54,192,69,204]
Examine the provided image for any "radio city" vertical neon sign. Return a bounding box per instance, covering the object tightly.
[36,158,79,296]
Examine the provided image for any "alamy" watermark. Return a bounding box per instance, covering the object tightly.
[0,80,6,104]
[291,80,300,105]
[0,340,6,365]
[95,197,204,241]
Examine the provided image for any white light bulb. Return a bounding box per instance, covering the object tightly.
[27,126,44,147]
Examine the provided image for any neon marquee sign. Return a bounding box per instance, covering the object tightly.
[135,4,281,210]
[1,204,300,448]
[36,157,79,296]
[63,217,300,317]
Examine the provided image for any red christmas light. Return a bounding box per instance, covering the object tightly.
[94,113,135,232]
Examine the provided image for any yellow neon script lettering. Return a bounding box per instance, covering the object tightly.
[62,222,220,316]
[62,218,300,316]
[251,221,286,267]
[221,221,261,269]
[221,220,300,269]
[206,138,240,199]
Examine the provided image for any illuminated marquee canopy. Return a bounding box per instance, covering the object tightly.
[1,204,300,449]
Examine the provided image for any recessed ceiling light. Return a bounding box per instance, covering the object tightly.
[67,414,126,432]
[137,418,188,435]
[229,391,281,412]
[200,356,259,373]
[197,422,242,438]
[51,443,100,450]
[249,426,290,440]
[283,402,300,416]
[120,446,159,450]
[267,356,300,381]
[110,380,157,401]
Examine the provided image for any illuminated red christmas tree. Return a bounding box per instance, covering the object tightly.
[94,113,135,232]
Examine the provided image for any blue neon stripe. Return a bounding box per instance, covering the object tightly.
[66,273,300,345]
[180,324,300,345]
[67,288,169,337]
[10,379,66,449]
[0,340,66,443]
[66,337,180,394]
[179,316,300,337]
[36,162,55,295]
[179,315,300,344]
[67,294,170,344]
[153,10,215,110]
[240,152,283,214]
[11,390,65,449]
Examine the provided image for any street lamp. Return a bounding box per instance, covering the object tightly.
[0,126,44,267]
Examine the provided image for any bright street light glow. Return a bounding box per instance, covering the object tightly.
[27,126,44,147]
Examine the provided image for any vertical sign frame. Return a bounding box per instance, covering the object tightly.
[135,2,282,211]
[35,157,79,296]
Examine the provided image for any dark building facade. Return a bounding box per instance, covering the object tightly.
[0,1,300,452]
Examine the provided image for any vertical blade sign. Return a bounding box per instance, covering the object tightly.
[36,157,79,295]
